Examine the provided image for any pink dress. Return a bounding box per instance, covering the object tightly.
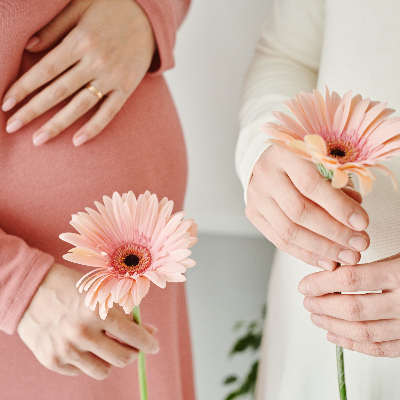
[0,1,195,399]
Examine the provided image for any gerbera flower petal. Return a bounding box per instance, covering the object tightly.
[143,195,159,239]
[270,111,308,139]
[59,232,99,253]
[103,195,123,241]
[371,164,399,191]
[180,259,196,269]
[298,92,321,134]
[123,292,136,314]
[152,212,185,251]
[155,249,192,265]
[136,276,150,301]
[353,171,375,195]
[313,89,327,128]
[143,271,167,288]
[68,247,107,261]
[304,134,327,155]
[156,262,187,273]
[160,272,186,282]
[266,139,312,160]
[115,277,134,302]
[63,252,107,268]
[97,276,119,304]
[331,168,349,189]
[345,97,370,135]
[291,96,314,135]
[357,102,387,135]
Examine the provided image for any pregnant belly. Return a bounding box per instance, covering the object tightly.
[0,75,187,268]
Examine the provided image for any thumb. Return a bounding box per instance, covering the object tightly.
[25,0,90,52]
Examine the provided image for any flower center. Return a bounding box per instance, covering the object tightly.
[325,138,359,163]
[110,243,152,276]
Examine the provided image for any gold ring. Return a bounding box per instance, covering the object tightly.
[85,83,103,100]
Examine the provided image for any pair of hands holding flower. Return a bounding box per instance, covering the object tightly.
[248,145,400,358]
[3,0,155,147]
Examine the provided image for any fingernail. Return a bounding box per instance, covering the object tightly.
[317,259,334,271]
[298,279,309,295]
[348,235,368,251]
[349,212,368,230]
[6,118,23,133]
[144,323,158,334]
[33,131,50,146]
[25,36,40,50]
[151,344,160,354]
[327,332,339,345]
[304,296,314,311]
[2,97,17,112]
[338,249,356,264]
[311,313,322,327]
[73,134,88,147]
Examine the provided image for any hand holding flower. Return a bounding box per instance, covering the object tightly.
[246,145,370,271]
[17,263,159,380]
[299,254,400,358]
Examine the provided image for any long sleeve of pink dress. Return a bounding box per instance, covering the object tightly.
[0,1,194,399]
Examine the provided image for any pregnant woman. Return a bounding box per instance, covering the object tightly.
[0,0,194,399]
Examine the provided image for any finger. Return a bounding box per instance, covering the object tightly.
[269,173,369,253]
[2,39,79,113]
[85,331,139,368]
[104,313,159,355]
[263,196,361,265]
[72,91,126,146]
[303,292,398,321]
[284,156,369,232]
[42,357,81,377]
[341,186,363,204]
[25,1,90,52]
[311,313,400,343]
[70,351,112,380]
[31,87,100,145]
[327,333,400,358]
[6,66,92,133]
[298,261,400,296]
[245,205,336,270]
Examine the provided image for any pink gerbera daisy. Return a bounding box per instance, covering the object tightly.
[60,191,198,319]
[262,88,400,194]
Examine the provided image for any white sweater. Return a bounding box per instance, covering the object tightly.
[236,0,400,264]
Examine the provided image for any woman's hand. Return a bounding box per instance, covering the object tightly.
[2,0,156,147]
[246,146,370,270]
[299,254,400,357]
[17,263,159,380]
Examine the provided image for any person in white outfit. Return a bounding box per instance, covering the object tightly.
[236,0,400,399]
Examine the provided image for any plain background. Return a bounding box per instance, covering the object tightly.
[165,1,276,399]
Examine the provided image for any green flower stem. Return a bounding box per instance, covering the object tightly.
[132,306,148,400]
[336,345,347,400]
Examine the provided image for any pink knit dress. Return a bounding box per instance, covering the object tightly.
[0,1,195,399]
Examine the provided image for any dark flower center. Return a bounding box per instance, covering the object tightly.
[329,147,346,158]
[124,254,140,267]
[110,243,153,276]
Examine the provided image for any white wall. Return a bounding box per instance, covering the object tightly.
[165,0,270,237]
[165,1,275,399]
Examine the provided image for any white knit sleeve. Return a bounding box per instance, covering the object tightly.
[235,0,325,203]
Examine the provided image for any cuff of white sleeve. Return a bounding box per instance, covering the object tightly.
[237,130,272,205]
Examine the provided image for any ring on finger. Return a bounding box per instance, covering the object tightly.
[85,83,104,100]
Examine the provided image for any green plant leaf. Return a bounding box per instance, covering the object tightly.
[224,375,238,385]
[229,332,262,355]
